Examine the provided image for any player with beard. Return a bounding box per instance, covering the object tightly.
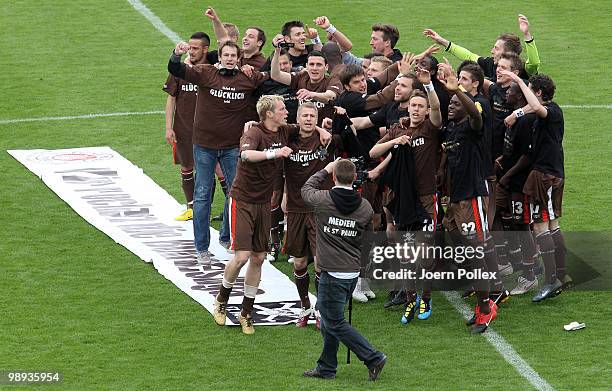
[494,82,540,295]
[500,71,568,301]
[163,32,210,221]
[285,102,335,328]
[168,41,271,266]
[438,62,498,333]
[423,14,540,79]
[270,40,342,125]
[369,68,443,322]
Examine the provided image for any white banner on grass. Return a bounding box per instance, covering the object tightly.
[8,147,314,326]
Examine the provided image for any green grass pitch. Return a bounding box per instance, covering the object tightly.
[1,1,611,389]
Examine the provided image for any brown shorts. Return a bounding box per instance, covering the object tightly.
[173,138,194,168]
[496,185,531,225]
[419,194,440,233]
[285,212,316,258]
[361,181,382,213]
[228,197,271,253]
[443,196,489,242]
[523,170,564,223]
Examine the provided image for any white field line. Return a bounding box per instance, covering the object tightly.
[0,111,164,125]
[126,0,182,43]
[442,292,554,391]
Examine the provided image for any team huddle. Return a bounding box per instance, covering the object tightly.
[163,8,568,341]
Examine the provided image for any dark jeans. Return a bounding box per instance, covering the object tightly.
[315,272,384,377]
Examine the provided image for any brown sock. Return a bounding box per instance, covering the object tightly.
[551,228,566,280]
[294,267,311,308]
[518,225,537,281]
[483,238,503,293]
[181,169,194,204]
[241,296,255,318]
[536,231,557,284]
[217,285,232,303]
[218,176,227,196]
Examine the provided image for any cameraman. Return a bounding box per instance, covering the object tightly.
[301,159,386,381]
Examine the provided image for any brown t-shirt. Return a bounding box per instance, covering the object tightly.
[230,123,299,203]
[183,64,269,149]
[290,72,342,125]
[285,133,334,213]
[162,74,198,137]
[378,118,441,195]
[240,52,267,70]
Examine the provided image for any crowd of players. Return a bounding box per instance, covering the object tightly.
[163,8,569,335]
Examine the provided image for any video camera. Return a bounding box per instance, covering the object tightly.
[278,41,295,49]
[348,156,370,191]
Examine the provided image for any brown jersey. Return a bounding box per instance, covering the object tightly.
[290,72,343,124]
[240,52,267,70]
[378,118,440,196]
[230,123,299,203]
[183,64,269,149]
[162,75,198,137]
[285,132,334,213]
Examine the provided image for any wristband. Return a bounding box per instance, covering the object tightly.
[423,82,435,92]
[325,24,337,35]
[514,108,525,118]
[525,36,534,43]
[170,50,182,63]
[445,41,452,51]
[311,36,322,45]
[266,149,276,160]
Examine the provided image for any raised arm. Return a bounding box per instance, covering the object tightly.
[168,42,190,79]
[438,60,482,130]
[315,16,352,52]
[500,70,547,118]
[302,160,337,208]
[518,14,541,76]
[270,43,292,85]
[204,7,230,45]
[423,29,480,62]
[416,67,442,128]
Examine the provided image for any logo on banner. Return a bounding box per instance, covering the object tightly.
[29,150,115,164]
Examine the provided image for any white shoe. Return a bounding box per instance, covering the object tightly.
[196,251,212,266]
[498,263,514,277]
[510,276,538,295]
[287,257,295,264]
[352,278,368,303]
[361,278,376,299]
[265,253,275,262]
